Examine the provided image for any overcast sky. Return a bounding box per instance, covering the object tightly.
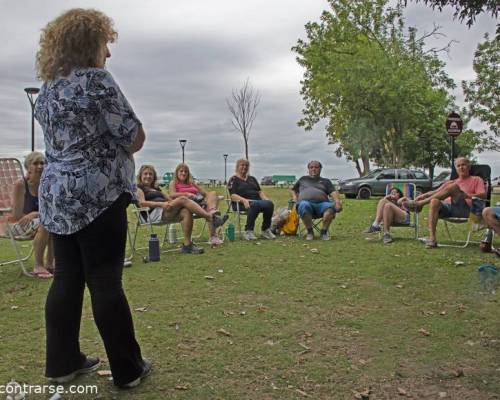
[0,0,497,181]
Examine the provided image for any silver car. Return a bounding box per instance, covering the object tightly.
[339,168,432,199]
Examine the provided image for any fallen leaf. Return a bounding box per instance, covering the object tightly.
[240,311,246,315]
[265,340,276,346]
[454,261,465,266]
[310,248,319,253]
[419,328,430,336]
[10,306,18,310]
[204,275,215,280]
[296,388,308,397]
[440,311,447,315]
[298,342,311,350]
[395,284,404,289]
[134,307,148,312]
[216,328,231,337]
[97,370,112,377]
[397,387,407,396]
[175,385,189,390]
[340,284,347,289]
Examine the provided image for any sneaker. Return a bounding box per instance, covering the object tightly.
[180,243,205,254]
[305,232,314,241]
[243,230,258,240]
[363,225,381,234]
[382,233,393,244]
[209,235,223,245]
[261,228,276,240]
[320,231,330,241]
[48,356,100,384]
[212,213,229,228]
[118,359,152,389]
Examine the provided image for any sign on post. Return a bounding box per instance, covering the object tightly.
[446,112,463,137]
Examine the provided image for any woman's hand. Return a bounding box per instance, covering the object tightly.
[242,199,251,209]
[17,211,37,225]
[161,201,173,211]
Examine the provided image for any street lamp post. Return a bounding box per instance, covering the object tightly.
[223,154,228,184]
[179,139,187,163]
[24,87,40,151]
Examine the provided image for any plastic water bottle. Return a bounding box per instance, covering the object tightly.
[478,264,498,293]
[148,234,160,262]
[226,223,235,242]
[168,224,177,244]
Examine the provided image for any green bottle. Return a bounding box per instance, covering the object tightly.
[226,223,235,242]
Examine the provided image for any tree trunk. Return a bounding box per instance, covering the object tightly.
[361,153,370,176]
[244,137,249,161]
[354,159,362,176]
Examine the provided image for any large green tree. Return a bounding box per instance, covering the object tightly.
[293,0,474,176]
[462,32,499,151]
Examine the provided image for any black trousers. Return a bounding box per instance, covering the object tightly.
[244,199,274,231]
[45,193,143,386]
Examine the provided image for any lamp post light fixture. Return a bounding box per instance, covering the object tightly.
[223,154,228,184]
[24,87,40,151]
[179,139,187,163]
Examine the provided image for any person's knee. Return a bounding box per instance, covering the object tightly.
[482,207,493,219]
[429,198,441,209]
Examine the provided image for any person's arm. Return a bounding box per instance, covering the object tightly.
[136,188,170,209]
[12,179,38,224]
[331,190,342,211]
[259,191,269,201]
[128,125,145,154]
[194,183,206,197]
[230,193,251,209]
[168,181,195,199]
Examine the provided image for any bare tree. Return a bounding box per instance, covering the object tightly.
[226,79,261,160]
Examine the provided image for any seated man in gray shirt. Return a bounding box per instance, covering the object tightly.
[291,160,342,240]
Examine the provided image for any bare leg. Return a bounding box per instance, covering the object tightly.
[178,208,194,246]
[205,191,219,236]
[322,208,335,231]
[374,198,390,225]
[382,203,408,234]
[416,184,465,207]
[33,226,49,266]
[45,234,54,270]
[302,213,313,230]
[483,208,500,235]
[170,198,213,221]
[428,198,441,243]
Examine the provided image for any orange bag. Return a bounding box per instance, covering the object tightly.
[282,206,299,235]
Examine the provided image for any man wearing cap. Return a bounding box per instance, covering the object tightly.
[291,160,342,240]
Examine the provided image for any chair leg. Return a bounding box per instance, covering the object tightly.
[0,230,33,277]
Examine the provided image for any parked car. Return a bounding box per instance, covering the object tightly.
[260,176,273,185]
[338,168,432,199]
[431,170,451,190]
[492,176,500,186]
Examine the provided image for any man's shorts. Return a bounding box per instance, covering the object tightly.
[491,206,500,219]
[297,200,335,219]
[438,198,470,219]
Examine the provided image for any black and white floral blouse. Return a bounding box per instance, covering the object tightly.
[35,68,140,235]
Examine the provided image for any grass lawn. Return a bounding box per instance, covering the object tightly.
[0,187,499,399]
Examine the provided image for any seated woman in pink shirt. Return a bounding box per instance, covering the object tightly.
[169,163,228,245]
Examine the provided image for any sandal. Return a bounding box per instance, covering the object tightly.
[425,239,438,249]
[32,266,53,279]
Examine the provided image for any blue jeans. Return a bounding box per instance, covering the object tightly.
[233,199,274,231]
[297,200,335,219]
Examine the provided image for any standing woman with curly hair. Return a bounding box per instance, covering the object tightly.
[35,9,150,388]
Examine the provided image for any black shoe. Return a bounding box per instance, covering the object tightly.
[119,359,152,389]
[213,213,229,228]
[48,356,100,384]
[181,243,205,254]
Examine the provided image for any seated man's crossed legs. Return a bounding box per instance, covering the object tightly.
[482,206,500,257]
[297,200,336,241]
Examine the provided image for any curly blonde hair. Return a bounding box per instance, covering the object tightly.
[36,8,117,81]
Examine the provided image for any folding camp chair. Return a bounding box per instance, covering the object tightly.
[384,182,419,239]
[295,201,334,238]
[0,158,33,276]
[438,164,491,248]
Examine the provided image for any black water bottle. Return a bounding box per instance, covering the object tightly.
[148,234,160,262]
